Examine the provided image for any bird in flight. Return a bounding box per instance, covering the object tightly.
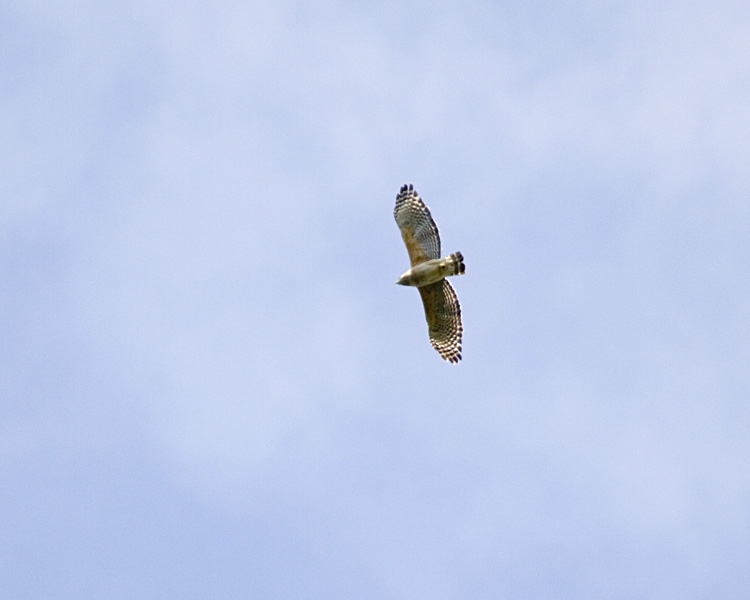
[394,184,465,363]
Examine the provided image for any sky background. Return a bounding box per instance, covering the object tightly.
[3,0,750,598]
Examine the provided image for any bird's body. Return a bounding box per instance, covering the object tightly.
[396,253,465,287]
[393,184,465,363]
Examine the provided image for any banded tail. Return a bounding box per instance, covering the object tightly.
[448,252,465,276]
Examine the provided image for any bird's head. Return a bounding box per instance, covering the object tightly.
[396,270,412,286]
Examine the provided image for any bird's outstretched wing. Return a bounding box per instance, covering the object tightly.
[394,184,441,266]
[418,279,462,363]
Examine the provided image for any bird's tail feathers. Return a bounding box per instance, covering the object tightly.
[448,252,465,276]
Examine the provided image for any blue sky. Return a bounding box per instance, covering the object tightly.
[3,1,750,597]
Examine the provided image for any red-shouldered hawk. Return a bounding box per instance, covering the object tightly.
[394,184,465,363]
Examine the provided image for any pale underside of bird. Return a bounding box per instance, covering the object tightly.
[394,183,465,363]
